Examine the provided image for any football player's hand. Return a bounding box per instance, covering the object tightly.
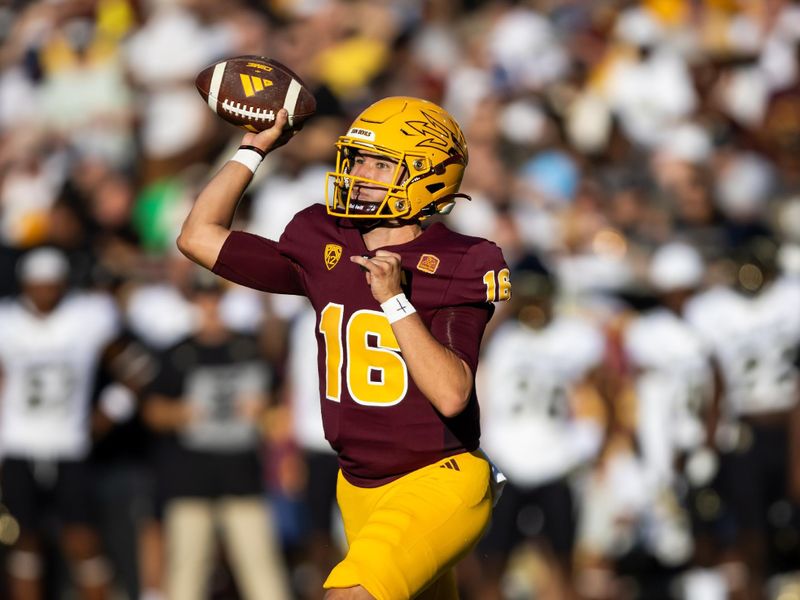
[176,401,206,429]
[351,250,403,304]
[241,109,295,153]
[236,393,265,423]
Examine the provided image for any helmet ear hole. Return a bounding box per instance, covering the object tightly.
[426,182,445,194]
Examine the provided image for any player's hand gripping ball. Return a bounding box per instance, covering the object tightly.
[195,56,316,133]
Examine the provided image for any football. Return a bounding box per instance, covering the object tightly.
[195,56,316,133]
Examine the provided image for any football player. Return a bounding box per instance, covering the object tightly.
[476,254,607,600]
[177,97,511,600]
[0,247,118,600]
[623,243,723,597]
[625,243,713,494]
[684,239,800,598]
[143,273,291,600]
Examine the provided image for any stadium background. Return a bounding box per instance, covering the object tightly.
[1,0,799,598]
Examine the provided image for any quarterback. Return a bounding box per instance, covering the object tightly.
[178,97,511,599]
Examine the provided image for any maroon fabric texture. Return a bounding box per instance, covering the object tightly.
[216,203,509,486]
[430,304,493,377]
[212,231,304,295]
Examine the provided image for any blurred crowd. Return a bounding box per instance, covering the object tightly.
[1,0,800,599]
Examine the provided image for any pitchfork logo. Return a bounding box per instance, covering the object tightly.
[402,110,466,156]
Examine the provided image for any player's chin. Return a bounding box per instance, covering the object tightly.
[348,192,383,216]
[347,200,380,215]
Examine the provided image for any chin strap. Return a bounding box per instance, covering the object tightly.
[420,193,472,217]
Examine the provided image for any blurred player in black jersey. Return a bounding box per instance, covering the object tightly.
[143,273,291,600]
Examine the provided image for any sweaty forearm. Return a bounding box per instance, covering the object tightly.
[142,395,193,432]
[177,162,254,269]
[191,161,254,229]
[391,314,473,418]
[178,110,291,270]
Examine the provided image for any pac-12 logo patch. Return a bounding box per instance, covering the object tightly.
[417,254,440,274]
[324,244,343,270]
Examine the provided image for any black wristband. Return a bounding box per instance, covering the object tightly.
[238,144,266,158]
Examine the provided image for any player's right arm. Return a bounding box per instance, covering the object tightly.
[142,394,197,432]
[177,109,291,270]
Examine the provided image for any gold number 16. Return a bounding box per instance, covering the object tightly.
[319,303,409,407]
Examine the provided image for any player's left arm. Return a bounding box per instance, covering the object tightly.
[91,332,160,439]
[394,318,474,418]
[351,248,499,418]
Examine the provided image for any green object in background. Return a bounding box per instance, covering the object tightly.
[132,178,185,254]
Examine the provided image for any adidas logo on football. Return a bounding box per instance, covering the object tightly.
[240,74,274,97]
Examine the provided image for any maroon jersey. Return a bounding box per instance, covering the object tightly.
[214,203,510,486]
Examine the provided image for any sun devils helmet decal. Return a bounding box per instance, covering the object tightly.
[402,110,467,158]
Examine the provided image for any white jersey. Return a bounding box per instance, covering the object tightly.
[288,304,332,454]
[480,315,605,486]
[624,307,714,486]
[126,283,265,350]
[126,283,195,350]
[685,279,800,416]
[0,293,119,459]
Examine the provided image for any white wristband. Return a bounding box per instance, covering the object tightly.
[230,148,264,174]
[381,293,416,324]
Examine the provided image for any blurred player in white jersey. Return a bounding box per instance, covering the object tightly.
[626,243,713,491]
[684,239,800,599]
[623,242,723,598]
[476,255,607,600]
[0,247,119,600]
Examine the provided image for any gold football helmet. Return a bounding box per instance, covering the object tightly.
[325,96,470,220]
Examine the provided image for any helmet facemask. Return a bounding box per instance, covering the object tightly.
[326,144,412,219]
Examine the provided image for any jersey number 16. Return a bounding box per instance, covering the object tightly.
[319,303,409,408]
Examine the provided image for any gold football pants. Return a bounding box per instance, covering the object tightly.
[324,451,492,600]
